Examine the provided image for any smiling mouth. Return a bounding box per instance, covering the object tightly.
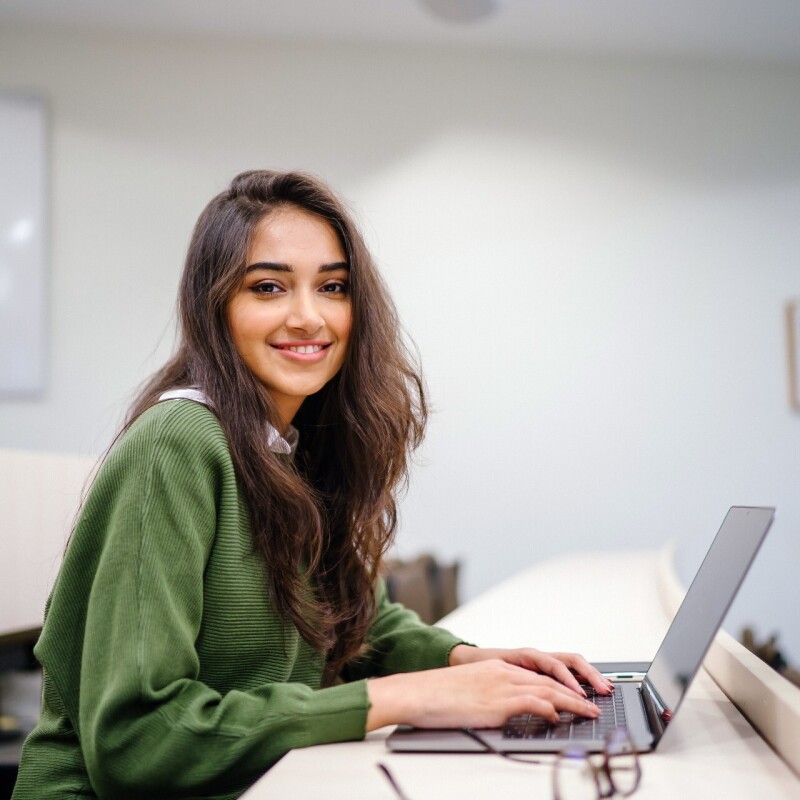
[272,343,330,354]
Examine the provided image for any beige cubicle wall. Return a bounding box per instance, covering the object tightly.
[1,448,95,639]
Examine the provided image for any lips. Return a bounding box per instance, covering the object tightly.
[271,339,333,363]
[271,341,331,354]
[278,344,325,354]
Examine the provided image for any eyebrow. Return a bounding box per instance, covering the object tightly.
[244,261,349,274]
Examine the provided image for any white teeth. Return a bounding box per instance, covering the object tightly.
[285,345,324,354]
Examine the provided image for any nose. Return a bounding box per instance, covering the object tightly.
[285,288,324,333]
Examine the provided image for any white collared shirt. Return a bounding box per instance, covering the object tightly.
[158,388,298,456]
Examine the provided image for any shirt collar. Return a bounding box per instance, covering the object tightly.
[267,423,299,456]
[158,388,298,456]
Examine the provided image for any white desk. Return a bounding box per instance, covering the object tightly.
[243,551,800,799]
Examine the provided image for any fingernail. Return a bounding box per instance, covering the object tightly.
[581,688,588,698]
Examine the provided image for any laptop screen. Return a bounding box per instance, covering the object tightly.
[644,506,774,723]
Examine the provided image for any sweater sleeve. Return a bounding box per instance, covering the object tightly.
[341,579,468,682]
[50,404,370,799]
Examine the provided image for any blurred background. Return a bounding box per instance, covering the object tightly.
[1,0,799,662]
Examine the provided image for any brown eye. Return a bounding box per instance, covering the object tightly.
[321,281,348,294]
[252,282,283,295]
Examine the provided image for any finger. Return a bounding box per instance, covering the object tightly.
[548,690,602,719]
[508,670,597,710]
[507,689,601,724]
[526,696,560,725]
[506,651,588,696]
[538,656,588,697]
[505,650,594,695]
[552,653,615,695]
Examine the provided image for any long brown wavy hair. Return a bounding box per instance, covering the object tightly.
[126,170,427,681]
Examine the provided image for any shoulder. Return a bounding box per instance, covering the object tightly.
[107,399,232,479]
[129,398,224,445]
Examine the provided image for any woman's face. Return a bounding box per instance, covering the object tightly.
[227,205,352,430]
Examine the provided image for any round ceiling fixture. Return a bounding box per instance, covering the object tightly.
[419,0,501,24]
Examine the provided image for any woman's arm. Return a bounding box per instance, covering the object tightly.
[340,579,467,682]
[365,648,612,731]
[37,402,372,798]
[344,561,611,731]
[448,644,613,695]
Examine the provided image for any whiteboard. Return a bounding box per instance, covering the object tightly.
[0,94,47,395]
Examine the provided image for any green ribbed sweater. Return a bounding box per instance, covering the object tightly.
[12,400,463,799]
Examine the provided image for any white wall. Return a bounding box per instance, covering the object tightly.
[1,27,798,660]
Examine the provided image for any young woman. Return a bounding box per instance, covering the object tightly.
[13,170,610,799]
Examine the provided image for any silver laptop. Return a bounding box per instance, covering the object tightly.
[387,506,774,754]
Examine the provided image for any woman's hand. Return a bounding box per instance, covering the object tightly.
[365,658,604,732]
[448,644,614,698]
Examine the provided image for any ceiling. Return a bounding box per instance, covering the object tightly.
[1,0,799,64]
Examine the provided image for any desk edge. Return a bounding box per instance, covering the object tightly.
[656,543,800,777]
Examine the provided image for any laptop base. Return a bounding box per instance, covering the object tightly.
[387,679,655,754]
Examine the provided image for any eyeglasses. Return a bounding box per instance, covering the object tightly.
[377,727,641,800]
[552,729,641,800]
[376,762,413,800]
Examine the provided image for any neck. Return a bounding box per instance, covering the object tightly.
[268,393,303,435]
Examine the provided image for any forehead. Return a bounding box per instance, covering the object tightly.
[248,206,345,263]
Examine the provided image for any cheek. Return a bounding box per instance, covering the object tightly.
[228,302,279,348]
[336,305,353,344]
[226,302,265,366]
[225,303,246,355]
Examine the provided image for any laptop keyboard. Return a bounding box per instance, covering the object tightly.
[502,686,627,741]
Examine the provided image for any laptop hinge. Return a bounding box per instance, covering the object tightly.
[640,677,668,743]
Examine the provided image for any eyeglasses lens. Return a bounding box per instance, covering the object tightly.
[605,730,640,796]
